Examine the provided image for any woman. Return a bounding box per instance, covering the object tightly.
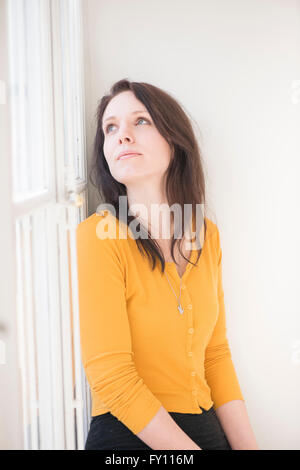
[76,79,259,450]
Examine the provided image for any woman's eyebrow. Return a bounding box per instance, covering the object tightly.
[103,110,150,123]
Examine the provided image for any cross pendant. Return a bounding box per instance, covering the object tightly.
[178,304,184,314]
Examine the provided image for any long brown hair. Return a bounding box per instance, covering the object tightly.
[90,78,211,273]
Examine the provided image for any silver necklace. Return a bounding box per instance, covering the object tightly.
[164,271,184,314]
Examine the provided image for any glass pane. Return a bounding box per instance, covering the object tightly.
[60,0,86,182]
[8,0,54,201]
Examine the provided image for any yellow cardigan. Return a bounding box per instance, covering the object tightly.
[76,211,244,435]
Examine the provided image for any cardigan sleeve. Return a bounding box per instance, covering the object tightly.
[204,226,245,410]
[76,216,162,435]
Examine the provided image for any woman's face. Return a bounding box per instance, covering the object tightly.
[102,90,172,186]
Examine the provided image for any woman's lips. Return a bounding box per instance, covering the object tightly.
[119,153,142,161]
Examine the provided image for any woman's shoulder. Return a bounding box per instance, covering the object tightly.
[77,212,219,237]
[204,216,219,237]
[76,212,104,241]
[77,211,221,252]
[203,216,222,255]
[76,211,99,231]
[77,209,117,230]
[76,210,128,250]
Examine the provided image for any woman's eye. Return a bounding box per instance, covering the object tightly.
[105,117,149,134]
[105,123,115,133]
[136,117,148,125]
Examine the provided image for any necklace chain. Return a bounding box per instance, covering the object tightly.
[164,271,184,314]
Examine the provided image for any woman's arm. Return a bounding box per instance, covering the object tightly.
[214,400,259,450]
[137,406,201,450]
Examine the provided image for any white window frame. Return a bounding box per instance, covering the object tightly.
[2,0,90,450]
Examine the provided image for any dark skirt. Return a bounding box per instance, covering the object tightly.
[85,406,231,450]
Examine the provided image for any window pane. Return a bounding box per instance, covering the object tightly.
[8,0,54,201]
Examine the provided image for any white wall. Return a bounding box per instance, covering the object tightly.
[82,0,300,450]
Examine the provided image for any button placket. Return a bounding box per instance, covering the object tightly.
[168,249,199,402]
[185,297,198,400]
